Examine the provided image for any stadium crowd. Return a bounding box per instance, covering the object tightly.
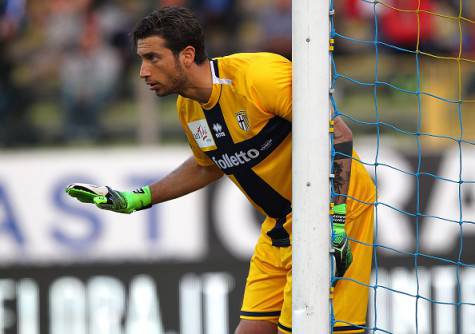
[0,0,474,147]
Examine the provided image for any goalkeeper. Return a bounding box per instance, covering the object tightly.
[66,7,375,334]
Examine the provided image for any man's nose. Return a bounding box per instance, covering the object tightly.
[140,63,151,78]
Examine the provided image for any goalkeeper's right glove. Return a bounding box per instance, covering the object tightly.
[65,183,152,214]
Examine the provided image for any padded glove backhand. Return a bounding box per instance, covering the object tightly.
[332,222,353,279]
[65,183,152,214]
[331,203,353,284]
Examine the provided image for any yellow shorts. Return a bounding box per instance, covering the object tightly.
[240,199,374,334]
[240,234,293,333]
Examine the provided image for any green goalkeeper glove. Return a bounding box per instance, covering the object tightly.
[332,204,353,281]
[65,183,152,214]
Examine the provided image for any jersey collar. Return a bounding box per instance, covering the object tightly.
[201,59,226,110]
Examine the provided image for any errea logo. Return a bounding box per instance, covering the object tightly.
[212,123,226,138]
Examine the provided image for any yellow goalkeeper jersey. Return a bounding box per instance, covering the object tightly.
[178,52,292,229]
[177,52,374,246]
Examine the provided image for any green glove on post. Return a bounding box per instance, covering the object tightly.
[65,183,152,214]
[332,203,353,282]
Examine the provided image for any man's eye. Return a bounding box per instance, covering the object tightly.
[143,54,159,62]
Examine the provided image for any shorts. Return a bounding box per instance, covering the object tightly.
[240,234,293,333]
[240,198,374,333]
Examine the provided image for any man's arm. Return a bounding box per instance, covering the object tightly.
[65,156,223,213]
[332,116,353,204]
[149,156,224,204]
[331,116,354,281]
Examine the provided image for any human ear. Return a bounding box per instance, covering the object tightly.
[181,46,196,67]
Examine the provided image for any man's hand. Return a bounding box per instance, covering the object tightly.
[332,222,353,279]
[65,183,152,214]
[331,203,353,283]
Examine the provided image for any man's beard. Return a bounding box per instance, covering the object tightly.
[156,59,187,96]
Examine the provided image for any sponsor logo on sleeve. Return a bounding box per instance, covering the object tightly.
[188,119,216,149]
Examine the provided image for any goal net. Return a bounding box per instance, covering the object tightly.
[330,0,475,333]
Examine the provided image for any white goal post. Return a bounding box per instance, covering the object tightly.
[292,0,331,332]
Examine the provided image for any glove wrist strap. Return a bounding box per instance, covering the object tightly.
[124,186,152,211]
[332,203,346,225]
[333,203,346,215]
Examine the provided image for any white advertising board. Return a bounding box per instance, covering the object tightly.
[0,147,209,264]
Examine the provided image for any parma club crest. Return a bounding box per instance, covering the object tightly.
[235,110,250,132]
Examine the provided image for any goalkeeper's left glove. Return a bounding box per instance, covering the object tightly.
[332,204,353,281]
[65,183,152,214]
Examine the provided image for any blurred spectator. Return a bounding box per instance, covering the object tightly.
[258,0,291,59]
[0,0,36,147]
[378,0,436,52]
[195,0,239,56]
[60,8,121,141]
[45,0,89,50]
[96,0,140,94]
[1,0,24,39]
[333,0,375,54]
[463,1,475,97]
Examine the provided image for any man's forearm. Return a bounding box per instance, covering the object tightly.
[333,157,351,205]
[333,117,353,205]
[331,117,354,279]
[149,156,224,204]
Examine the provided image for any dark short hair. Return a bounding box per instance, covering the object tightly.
[132,7,207,64]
